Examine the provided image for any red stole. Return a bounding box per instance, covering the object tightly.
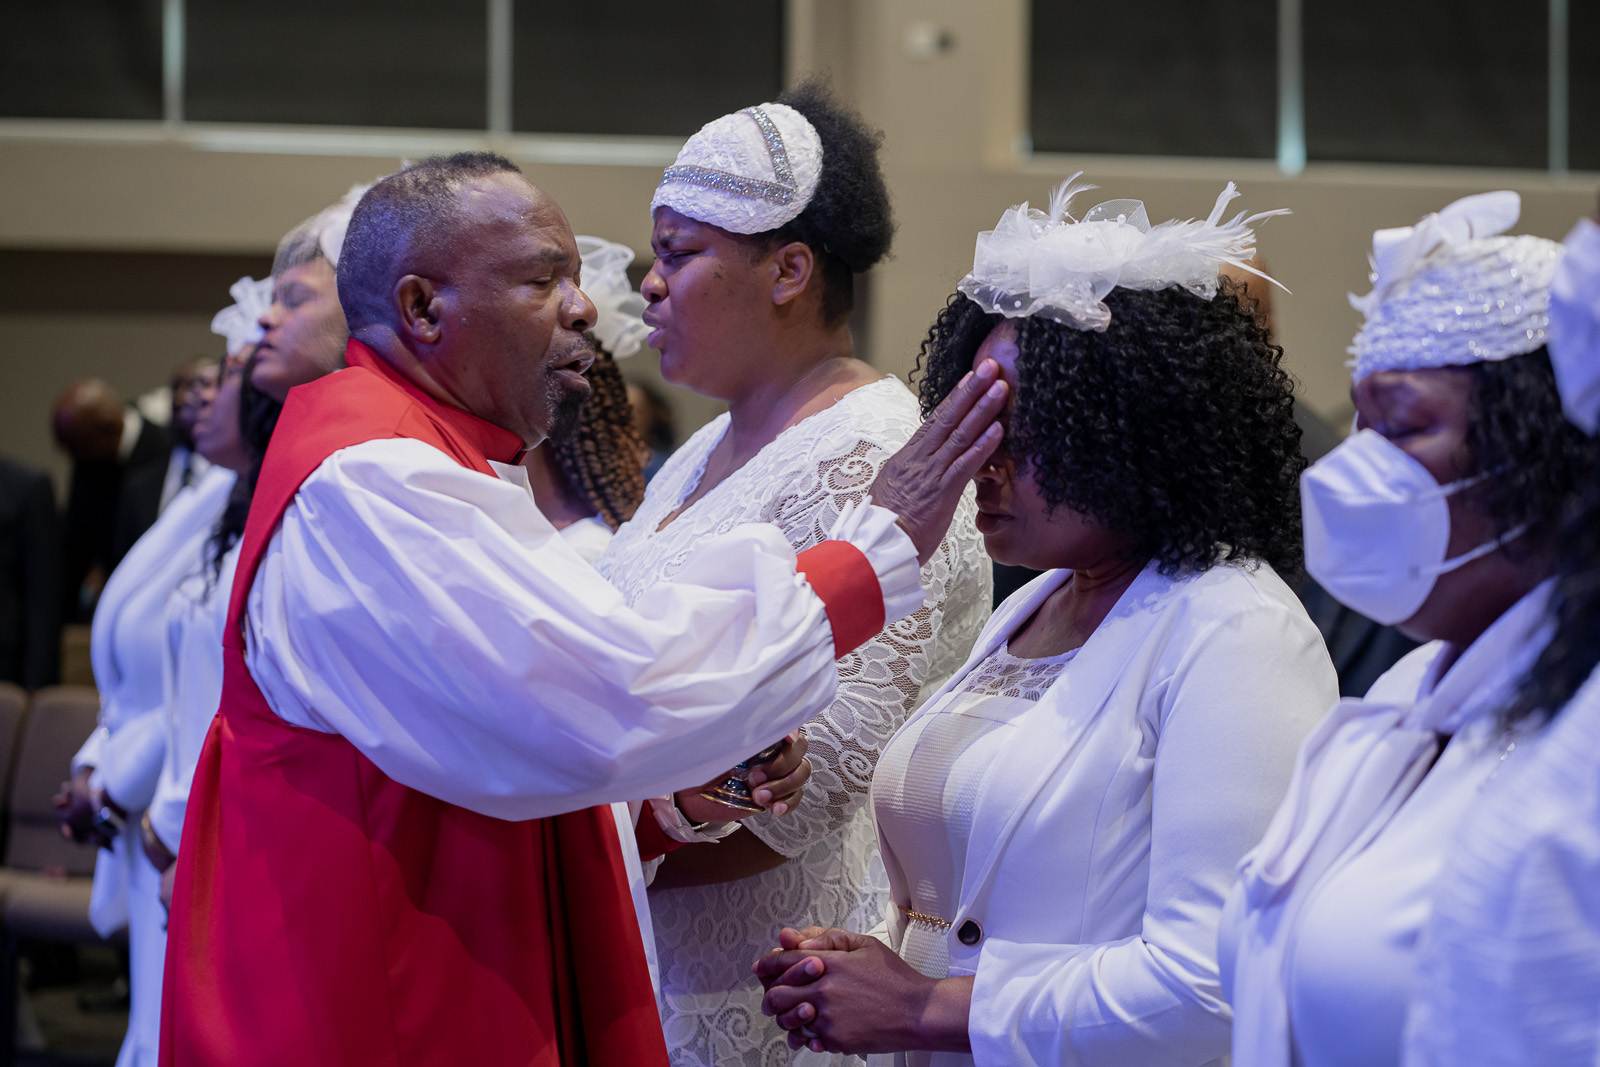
[160,340,669,1066]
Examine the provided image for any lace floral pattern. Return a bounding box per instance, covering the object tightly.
[956,647,1077,703]
[599,377,991,1066]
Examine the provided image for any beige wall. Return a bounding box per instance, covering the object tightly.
[2,0,1595,489]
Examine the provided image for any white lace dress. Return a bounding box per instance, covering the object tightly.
[599,376,991,1066]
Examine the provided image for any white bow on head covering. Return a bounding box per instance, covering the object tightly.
[576,235,649,359]
[209,275,274,357]
[957,173,1289,332]
[651,103,823,235]
[1549,217,1600,434]
[1348,191,1562,382]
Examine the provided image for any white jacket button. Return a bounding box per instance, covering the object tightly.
[957,919,982,946]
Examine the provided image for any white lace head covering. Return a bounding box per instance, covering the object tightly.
[576,235,649,359]
[272,180,377,275]
[957,173,1288,332]
[1348,191,1561,382]
[209,275,274,357]
[650,103,823,235]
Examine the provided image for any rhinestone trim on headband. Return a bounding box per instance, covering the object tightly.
[1349,236,1559,381]
[658,106,798,207]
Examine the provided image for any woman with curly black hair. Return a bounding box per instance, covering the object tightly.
[1222,193,1600,1067]
[757,178,1335,1066]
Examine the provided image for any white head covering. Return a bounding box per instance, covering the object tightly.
[957,173,1288,332]
[650,103,823,235]
[576,235,650,359]
[209,275,274,357]
[1348,191,1561,383]
[272,179,377,275]
[1548,217,1600,433]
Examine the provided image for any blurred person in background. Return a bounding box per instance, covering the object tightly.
[0,452,60,689]
[52,378,171,621]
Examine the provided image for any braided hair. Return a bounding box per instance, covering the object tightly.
[550,345,647,529]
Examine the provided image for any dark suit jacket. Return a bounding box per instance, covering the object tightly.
[0,457,61,689]
[60,414,172,622]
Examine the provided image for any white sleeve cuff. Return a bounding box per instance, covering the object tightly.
[72,725,109,776]
[828,501,925,623]
[647,795,741,844]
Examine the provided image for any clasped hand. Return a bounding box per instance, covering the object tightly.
[752,926,971,1056]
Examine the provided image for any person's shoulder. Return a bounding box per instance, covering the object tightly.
[797,376,919,460]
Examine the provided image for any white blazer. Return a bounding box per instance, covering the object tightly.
[872,561,1336,1066]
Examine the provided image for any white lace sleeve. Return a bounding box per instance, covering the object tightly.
[744,432,983,859]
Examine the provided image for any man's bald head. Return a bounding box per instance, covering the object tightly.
[336,152,526,331]
[52,379,125,462]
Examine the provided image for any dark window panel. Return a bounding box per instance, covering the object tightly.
[1029,0,1277,159]
[185,0,487,128]
[0,0,163,120]
[512,0,784,136]
[1305,0,1545,169]
[1572,0,1599,172]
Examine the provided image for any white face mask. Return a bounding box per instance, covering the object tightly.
[1549,217,1600,435]
[1301,429,1521,626]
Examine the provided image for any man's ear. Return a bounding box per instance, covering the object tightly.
[770,241,815,309]
[395,275,445,344]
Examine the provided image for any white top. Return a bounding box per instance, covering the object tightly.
[1219,580,1554,1067]
[873,645,1076,996]
[1402,667,1600,1067]
[597,376,991,1067]
[876,563,1333,1067]
[242,434,924,822]
[148,541,240,854]
[77,467,236,805]
[1284,709,1504,1067]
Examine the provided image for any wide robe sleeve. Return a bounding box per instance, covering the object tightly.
[245,438,924,822]
[968,590,1336,1066]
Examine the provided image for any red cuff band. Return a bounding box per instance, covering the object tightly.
[634,807,687,863]
[795,540,887,658]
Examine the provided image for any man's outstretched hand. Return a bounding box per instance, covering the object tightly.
[871,359,1007,564]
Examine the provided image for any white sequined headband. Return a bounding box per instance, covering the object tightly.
[1348,191,1561,382]
[650,103,823,235]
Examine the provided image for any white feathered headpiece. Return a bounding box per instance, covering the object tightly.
[209,275,274,357]
[957,173,1289,332]
[576,235,650,359]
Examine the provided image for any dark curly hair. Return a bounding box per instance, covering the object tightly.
[1510,478,1600,724]
[207,353,284,587]
[550,346,646,529]
[1456,349,1600,725]
[913,280,1306,577]
[1457,349,1595,560]
[755,79,894,325]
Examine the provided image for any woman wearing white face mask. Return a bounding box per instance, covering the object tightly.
[1219,191,1600,1067]
[1400,205,1600,1067]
